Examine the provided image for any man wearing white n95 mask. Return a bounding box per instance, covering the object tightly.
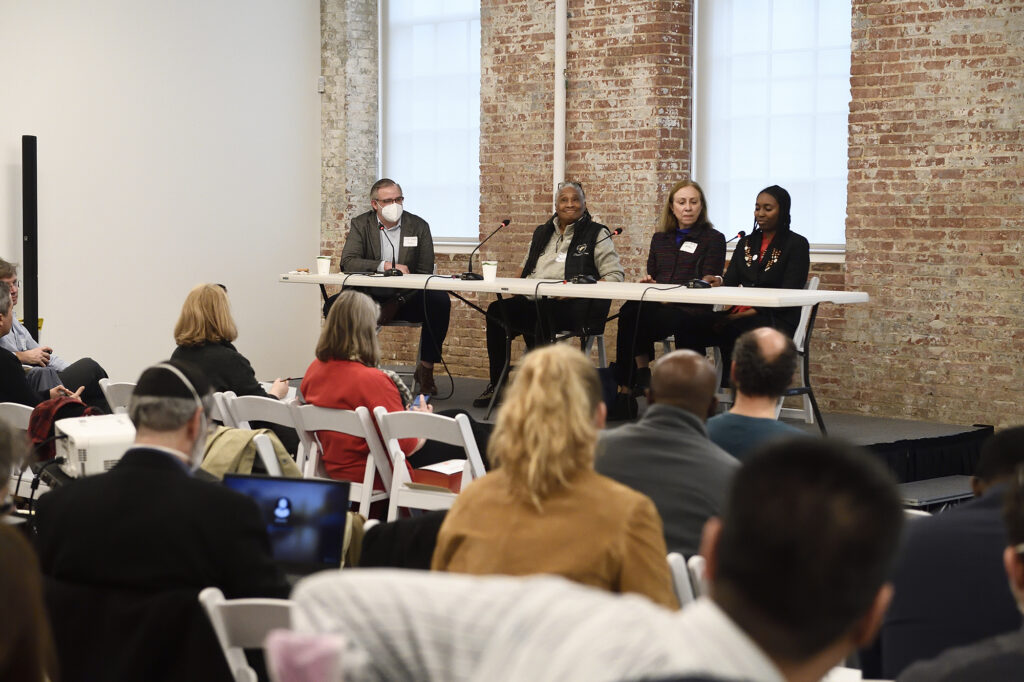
[334,178,451,396]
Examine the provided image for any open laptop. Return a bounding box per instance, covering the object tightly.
[223,474,351,580]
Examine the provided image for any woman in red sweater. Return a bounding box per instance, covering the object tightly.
[300,290,427,483]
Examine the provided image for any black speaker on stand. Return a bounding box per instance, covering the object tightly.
[22,135,39,341]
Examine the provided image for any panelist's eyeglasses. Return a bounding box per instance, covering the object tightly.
[375,197,404,206]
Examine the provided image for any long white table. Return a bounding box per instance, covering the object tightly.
[278,272,868,307]
[279,271,868,421]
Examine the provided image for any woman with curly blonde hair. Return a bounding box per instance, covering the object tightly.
[432,344,678,609]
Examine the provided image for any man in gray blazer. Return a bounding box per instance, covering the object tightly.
[336,178,451,395]
[596,350,738,557]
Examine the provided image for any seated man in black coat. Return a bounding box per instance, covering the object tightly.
[473,181,624,407]
[33,360,287,680]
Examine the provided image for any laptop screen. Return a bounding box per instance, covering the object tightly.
[223,474,351,575]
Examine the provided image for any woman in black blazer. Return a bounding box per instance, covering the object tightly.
[675,185,810,373]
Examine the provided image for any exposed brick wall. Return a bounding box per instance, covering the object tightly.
[323,0,1024,427]
[320,0,379,268]
[827,0,1024,426]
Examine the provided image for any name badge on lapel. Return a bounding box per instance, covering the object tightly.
[403,236,418,248]
[680,241,698,254]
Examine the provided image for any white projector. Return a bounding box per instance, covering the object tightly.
[55,414,136,478]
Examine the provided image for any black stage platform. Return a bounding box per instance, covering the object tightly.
[412,373,993,484]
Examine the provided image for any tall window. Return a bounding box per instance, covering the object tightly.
[694,0,851,248]
[381,1,481,242]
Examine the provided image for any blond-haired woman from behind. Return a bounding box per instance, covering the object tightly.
[431,343,678,609]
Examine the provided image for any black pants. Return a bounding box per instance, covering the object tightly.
[328,289,451,364]
[485,295,611,385]
[612,301,711,386]
[37,357,110,412]
[409,409,492,470]
[672,310,797,385]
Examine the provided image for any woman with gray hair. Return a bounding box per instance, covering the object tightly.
[300,290,431,485]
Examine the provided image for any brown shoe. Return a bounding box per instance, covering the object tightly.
[414,364,439,396]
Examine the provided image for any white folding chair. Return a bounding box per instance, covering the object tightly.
[372,406,486,521]
[251,434,283,477]
[198,587,294,682]
[667,552,696,607]
[0,401,33,431]
[687,554,708,598]
[290,403,391,517]
[219,392,302,452]
[775,276,825,431]
[98,378,135,414]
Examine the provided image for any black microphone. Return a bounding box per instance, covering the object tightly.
[461,219,511,280]
[571,227,623,284]
[380,226,403,277]
[687,230,746,289]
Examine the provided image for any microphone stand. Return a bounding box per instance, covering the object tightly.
[381,226,403,277]
[686,230,745,289]
[462,219,511,280]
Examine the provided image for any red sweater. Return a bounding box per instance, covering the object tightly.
[300,359,416,485]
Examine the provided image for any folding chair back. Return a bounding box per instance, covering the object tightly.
[290,403,391,517]
[98,379,136,415]
[372,407,485,521]
[668,552,696,607]
[198,587,294,682]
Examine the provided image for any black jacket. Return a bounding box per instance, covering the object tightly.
[723,228,810,329]
[34,447,287,598]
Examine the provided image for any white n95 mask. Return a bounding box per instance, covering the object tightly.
[381,203,403,223]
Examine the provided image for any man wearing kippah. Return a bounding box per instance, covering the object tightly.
[33,360,287,678]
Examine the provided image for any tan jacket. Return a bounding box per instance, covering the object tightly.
[432,468,679,610]
[201,426,302,480]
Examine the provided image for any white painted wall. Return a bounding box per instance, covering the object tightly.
[0,0,322,383]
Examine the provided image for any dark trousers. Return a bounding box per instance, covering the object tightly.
[613,302,710,386]
[409,409,492,470]
[485,295,611,384]
[672,310,796,385]
[57,357,111,412]
[327,289,451,364]
[390,290,451,364]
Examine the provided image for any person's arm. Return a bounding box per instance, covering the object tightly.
[700,230,727,281]
[618,495,680,610]
[220,345,278,399]
[722,235,745,287]
[776,233,811,290]
[594,230,625,282]
[0,348,44,406]
[412,218,436,275]
[341,215,385,273]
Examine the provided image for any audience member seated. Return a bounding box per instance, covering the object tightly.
[473,181,625,407]
[33,361,284,681]
[434,343,678,609]
[336,177,452,395]
[170,282,298,452]
[706,327,806,460]
[360,509,449,570]
[0,525,59,682]
[0,282,81,407]
[292,437,903,682]
[596,349,738,557]
[0,258,109,411]
[610,180,725,419]
[672,185,810,379]
[300,290,434,486]
[876,426,1024,679]
[898,458,1024,681]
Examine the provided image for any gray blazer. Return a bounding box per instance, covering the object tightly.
[341,210,436,275]
[595,404,738,557]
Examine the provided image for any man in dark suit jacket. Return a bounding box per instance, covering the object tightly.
[876,426,1024,679]
[337,177,451,395]
[34,360,286,598]
[596,350,738,557]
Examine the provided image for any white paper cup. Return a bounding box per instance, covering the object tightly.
[316,256,331,275]
[482,260,498,282]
